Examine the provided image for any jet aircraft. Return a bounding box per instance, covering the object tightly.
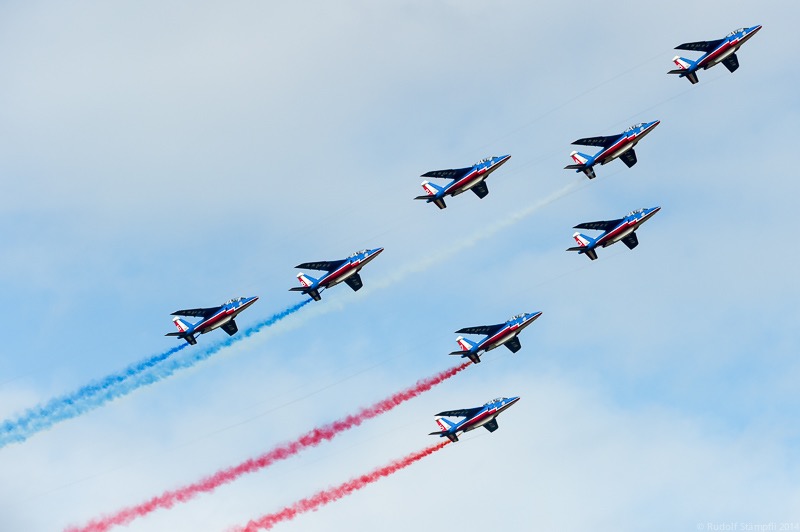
[567,207,661,261]
[414,154,511,209]
[564,121,660,179]
[668,25,762,84]
[429,396,520,442]
[289,248,384,301]
[166,296,259,345]
[449,312,542,364]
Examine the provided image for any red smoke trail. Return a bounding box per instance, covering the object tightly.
[231,440,451,532]
[67,362,469,532]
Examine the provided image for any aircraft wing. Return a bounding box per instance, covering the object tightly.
[504,336,522,353]
[619,148,637,168]
[344,273,363,292]
[421,167,472,180]
[572,135,619,148]
[171,306,221,318]
[574,219,623,232]
[435,406,483,419]
[294,260,346,272]
[471,180,489,199]
[221,320,238,336]
[721,53,739,73]
[483,418,499,432]
[455,323,505,336]
[675,38,725,52]
[621,233,639,250]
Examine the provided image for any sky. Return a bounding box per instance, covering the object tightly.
[1,1,798,530]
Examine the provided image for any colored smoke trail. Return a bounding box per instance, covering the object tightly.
[67,361,469,532]
[0,343,187,448]
[0,300,311,449]
[232,441,451,532]
[372,181,581,290]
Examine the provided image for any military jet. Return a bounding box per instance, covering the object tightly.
[166,296,259,345]
[449,312,542,363]
[668,25,762,84]
[289,248,384,301]
[429,396,520,442]
[567,207,661,261]
[414,154,511,209]
[564,121,660,179]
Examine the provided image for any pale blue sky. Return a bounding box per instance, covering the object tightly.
[1,1,798,530]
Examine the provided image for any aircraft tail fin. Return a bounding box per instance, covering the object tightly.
[435,416,457,431]
[455,336,477,352]
[668,56,699,84]
[296,272,318,289]
[566,233,598,260]
[565,152,596,179]
[420,180,444,197]
[569,151,590,166]
[289,273,322,301]
[572,232,594,248]
[414,181,447,209]
[670,55,696,71]
[172,317,192,333]
[166,319,197,345]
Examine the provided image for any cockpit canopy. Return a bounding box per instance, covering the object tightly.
[727,28,745,37]
[509,313,527,320]
[625,123,645,133]
[626,208,645,217]
[348,249,367,258]
[225,297,246,305]
[487,397,507,405]
[475,156,495,166]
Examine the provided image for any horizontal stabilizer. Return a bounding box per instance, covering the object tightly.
[289,286,321,301]
[165,332,197,345]
[564,164,584,170]
[414,195,447,209]
[448,351,481,364]
[428,431,459,442]
[668,69,699,84]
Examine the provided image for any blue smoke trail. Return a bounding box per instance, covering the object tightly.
[0,299,311,448]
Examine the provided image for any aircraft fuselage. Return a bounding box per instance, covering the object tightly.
[448,155,510,197]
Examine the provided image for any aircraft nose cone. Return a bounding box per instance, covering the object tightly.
[649,120,661,129]
[749,24,762,34]
[650,206,662,215]
[371,247,384,256]
[507,396,521,405]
